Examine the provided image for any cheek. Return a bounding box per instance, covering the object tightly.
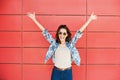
[58,35,67,39]
[65,35,67,38]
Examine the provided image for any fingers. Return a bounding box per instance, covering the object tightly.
[27,12,36,19]
[91,11,96,17]
[27,12,35,16]
[94,15,97,19]
[27,12,32,15]
[90,12,97,20]
[93,12,97,19]
[93,15,97,20]
[27,12,32,17]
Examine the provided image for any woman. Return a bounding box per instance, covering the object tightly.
[27,12,97,80]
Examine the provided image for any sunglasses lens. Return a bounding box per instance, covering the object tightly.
[59,32,67,36]
[59,32,62,35]
[63,33,66,35]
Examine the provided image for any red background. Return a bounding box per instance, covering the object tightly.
[0,0,120,80]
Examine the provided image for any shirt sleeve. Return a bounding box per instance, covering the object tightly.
[71,30,83,44]
[42,29,55,44]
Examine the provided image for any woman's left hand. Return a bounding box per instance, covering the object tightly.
[90,12,97,20]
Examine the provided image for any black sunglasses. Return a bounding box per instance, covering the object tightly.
[58,32,67,36]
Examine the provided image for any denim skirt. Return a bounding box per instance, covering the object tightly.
[51,66,73,80]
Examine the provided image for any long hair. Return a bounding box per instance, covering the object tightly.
[56,25,71,43]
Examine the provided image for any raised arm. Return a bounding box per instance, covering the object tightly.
[27,12,55,44]
[27,12,45,31]
[79,12,97,32]
[71,12,97,44]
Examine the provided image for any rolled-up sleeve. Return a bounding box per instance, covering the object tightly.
[71,30,83,44]
[42,29,55,44]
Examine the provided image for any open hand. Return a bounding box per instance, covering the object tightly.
[27,12,36,20]
[90,12,97,20]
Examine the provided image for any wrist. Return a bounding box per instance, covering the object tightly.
[32,18,37,21]
[88,18,92,23]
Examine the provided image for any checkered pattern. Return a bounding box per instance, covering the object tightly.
[42,29,83,66]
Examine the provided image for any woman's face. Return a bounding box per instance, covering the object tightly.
[58,28,68,43]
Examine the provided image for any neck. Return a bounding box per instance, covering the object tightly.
[60,41,66,45]
[60,41,66,47]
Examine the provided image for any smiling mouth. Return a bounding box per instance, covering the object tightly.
[59,36,65,39]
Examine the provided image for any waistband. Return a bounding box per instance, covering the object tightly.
[54,66,71,71]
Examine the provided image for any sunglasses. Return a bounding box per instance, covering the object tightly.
[58,32,67,36]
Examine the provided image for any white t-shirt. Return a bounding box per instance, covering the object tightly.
[54,46,72,68]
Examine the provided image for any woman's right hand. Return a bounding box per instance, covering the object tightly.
[27,12,36,20]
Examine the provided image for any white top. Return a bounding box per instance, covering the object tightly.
[54,46,72,68]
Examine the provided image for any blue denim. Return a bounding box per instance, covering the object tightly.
[42,29,83,66]
[51,67,72,80]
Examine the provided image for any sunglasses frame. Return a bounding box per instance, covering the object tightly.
[58,32,67,36]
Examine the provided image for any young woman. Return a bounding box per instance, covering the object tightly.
[27,12,97,80]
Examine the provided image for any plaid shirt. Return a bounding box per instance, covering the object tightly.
[42,29,83,66]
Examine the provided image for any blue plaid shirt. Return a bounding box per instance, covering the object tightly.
[42,29,83,66]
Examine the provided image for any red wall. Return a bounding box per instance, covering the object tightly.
[0,0,120,80]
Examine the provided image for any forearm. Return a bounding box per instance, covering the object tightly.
[32,18,45,31]
[79,18,92,32]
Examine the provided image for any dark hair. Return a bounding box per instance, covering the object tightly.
[56,25,71,43]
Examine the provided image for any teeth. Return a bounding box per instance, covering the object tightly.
[59,36,65,40]
[60,37,63,39]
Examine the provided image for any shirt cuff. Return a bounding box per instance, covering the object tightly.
[77,30,82,34]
